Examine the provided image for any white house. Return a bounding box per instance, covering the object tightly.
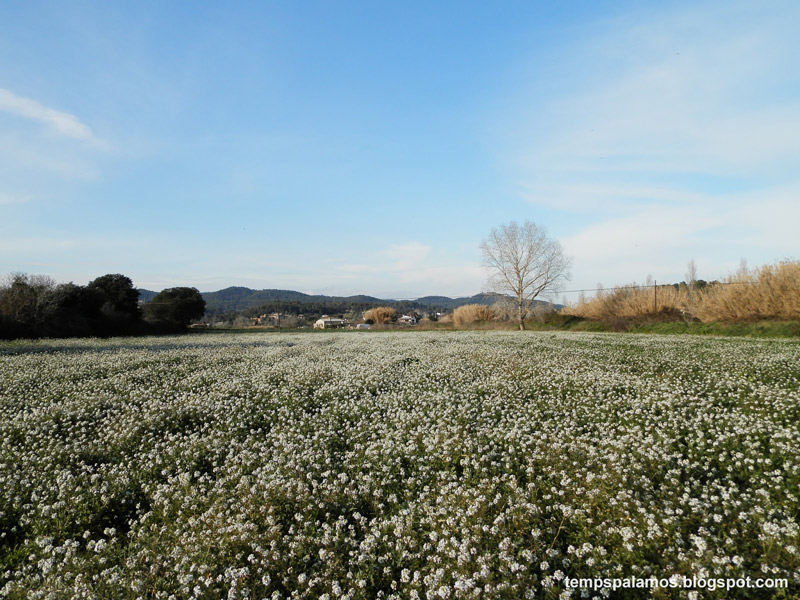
[313,317,348,329]
[397,314,417,325]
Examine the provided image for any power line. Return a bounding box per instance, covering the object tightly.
[556,280,755,295]
[392,280,757,301]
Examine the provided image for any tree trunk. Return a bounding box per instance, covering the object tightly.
[517,302,525,331]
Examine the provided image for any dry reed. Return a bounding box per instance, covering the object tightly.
[363,306,396,324]
[564,260,800,323]
[452,304,496,327]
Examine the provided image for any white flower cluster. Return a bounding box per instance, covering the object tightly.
[0,331,798,599]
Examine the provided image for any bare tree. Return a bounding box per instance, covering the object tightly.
[685,259,697,286]
[685,258,698,309]
[480,221,571,330]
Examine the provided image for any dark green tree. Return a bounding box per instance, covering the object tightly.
[40,283,103,337]
[87,274,141,321]
[0,275,40,326]
[0,274,57,336]
[144,287,205,329]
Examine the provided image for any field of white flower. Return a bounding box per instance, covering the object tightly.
[1,331,798,599]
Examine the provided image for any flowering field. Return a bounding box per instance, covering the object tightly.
[1,331,799,599]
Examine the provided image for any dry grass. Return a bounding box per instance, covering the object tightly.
[694,260,800,322]
[363,306,396,324]
[564,260,800,323]
[452,304,496,328]
[564,284,688,321]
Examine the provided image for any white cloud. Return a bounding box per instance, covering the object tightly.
[519,182,710,213]
[0,191,30,205]
[500,1,800,290]
[505,0,800,183]
[336,264,376,274]
[0,231,486,298]
[0,234,141,255]
[336,242,432,275]
[520,20,800,178]
[332,241,481,297]
[383,242,432,262]
[560,183,800,290]
[0,134,99,180]
[0,88,96,141]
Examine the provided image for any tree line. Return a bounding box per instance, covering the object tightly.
[0,273,205,340]
[237,299,434,321]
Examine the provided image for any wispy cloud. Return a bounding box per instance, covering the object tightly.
[561,183,800,287]
[501,1,800,288]
[0,88,96,141]
[523,3,800,175]
[383,242,432,270]
[519,182,711,213]
[0,191,30,205]
[337,242,433,275]
[334,241,481,297]
[0,136,99,180]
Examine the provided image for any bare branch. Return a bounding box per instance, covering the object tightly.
[480,221,572,330]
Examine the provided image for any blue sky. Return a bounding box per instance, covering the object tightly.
[1,0,798,299]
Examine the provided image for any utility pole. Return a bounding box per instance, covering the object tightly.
[654,280,657,313]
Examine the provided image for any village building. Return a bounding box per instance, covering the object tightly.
[313,316,348,329]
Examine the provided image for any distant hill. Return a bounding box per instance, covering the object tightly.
[415,293,507,309]
[138,286,556,317]
[138,289,158,303]
[199,287,388,314]
[199,288,518,315]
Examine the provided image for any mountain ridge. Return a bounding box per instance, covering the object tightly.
[137,286,520,315]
